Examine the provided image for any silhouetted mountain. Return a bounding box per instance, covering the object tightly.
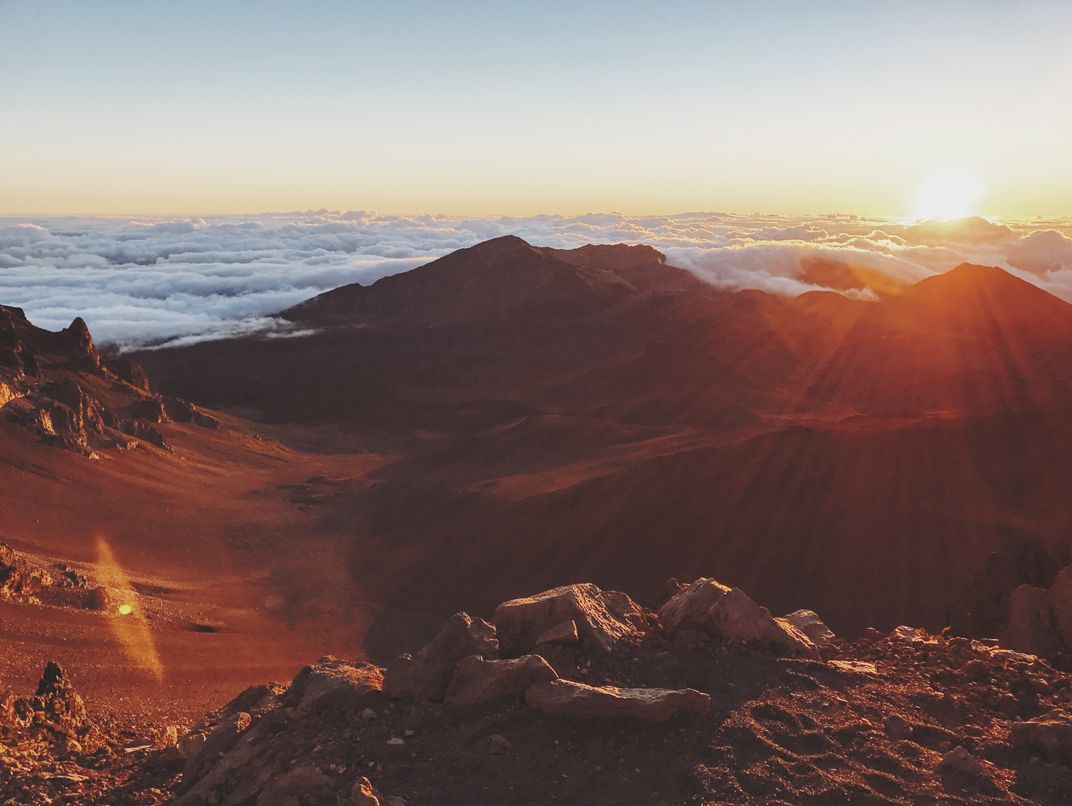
[131,240,1072,646]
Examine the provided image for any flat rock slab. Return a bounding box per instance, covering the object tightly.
[524,679,710,721]
[828,660,877,675]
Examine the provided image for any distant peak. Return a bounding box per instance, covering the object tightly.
[903,263,1070,318]
[468,234,533,253]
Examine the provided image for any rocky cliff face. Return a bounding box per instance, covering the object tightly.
[0,305,220,457]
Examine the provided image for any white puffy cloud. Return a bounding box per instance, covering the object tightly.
[1,211,1071,348]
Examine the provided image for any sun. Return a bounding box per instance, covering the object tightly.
[912,169,984,220]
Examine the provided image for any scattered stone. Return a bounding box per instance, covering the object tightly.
[445,654,558,705]
[890,625,932,644]
[828,660,877,675]
[387,737,405,746]
[938,745,987,779]
[524,679,710,721]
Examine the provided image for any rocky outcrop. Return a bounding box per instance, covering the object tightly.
[285,657,384,714]
[0,305,224,456]
[524,679,711,721]
[493,583,650,656]
[165,396,223,431]
[658,578,819,658]
[85,577,1072,804]
[383,611,498,700]
[104,355,152,390]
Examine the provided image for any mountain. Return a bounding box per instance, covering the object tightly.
[131,239,1072,658]
[284,236,701,327]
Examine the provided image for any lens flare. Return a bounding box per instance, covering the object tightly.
[94,536,164,681]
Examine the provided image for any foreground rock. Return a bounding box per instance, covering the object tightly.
[524,679,711,721]
[444,654,557,705]
[659,578,820,658]
[383,611,498,700]
[17,579,1072,804]
[493,583,651,656]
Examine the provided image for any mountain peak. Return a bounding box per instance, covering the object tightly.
[906,263,1068,310]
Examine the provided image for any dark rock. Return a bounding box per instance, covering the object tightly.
[524,679,711,721]
[444,654,557,705]
[383,612,498,700]
[494,583,649,656]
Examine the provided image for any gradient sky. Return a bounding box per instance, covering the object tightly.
[3,1,1071,217]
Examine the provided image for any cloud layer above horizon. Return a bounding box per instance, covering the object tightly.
[2,212,1072,348]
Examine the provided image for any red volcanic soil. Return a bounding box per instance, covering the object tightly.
[132,239,1072,662]
[0,418,389,723]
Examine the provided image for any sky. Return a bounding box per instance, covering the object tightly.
[3,1,1072,218]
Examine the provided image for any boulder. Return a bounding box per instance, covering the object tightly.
[383,612,498,700]
[1010,708,1072,764]
[445,654,557,705]
[707,588,818,658]
[524,679,710,721]
[658,578,732,634]
[285,657,383,713]
[494,583,648,656]
[659,579,817,657]
[1000,584,1061,658]
[784,609,835,648]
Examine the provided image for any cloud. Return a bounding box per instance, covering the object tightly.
[1,212,1071,348]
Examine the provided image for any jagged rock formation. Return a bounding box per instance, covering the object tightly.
[0,304,222,456]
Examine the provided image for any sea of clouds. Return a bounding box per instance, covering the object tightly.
[2,211,1071,349]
